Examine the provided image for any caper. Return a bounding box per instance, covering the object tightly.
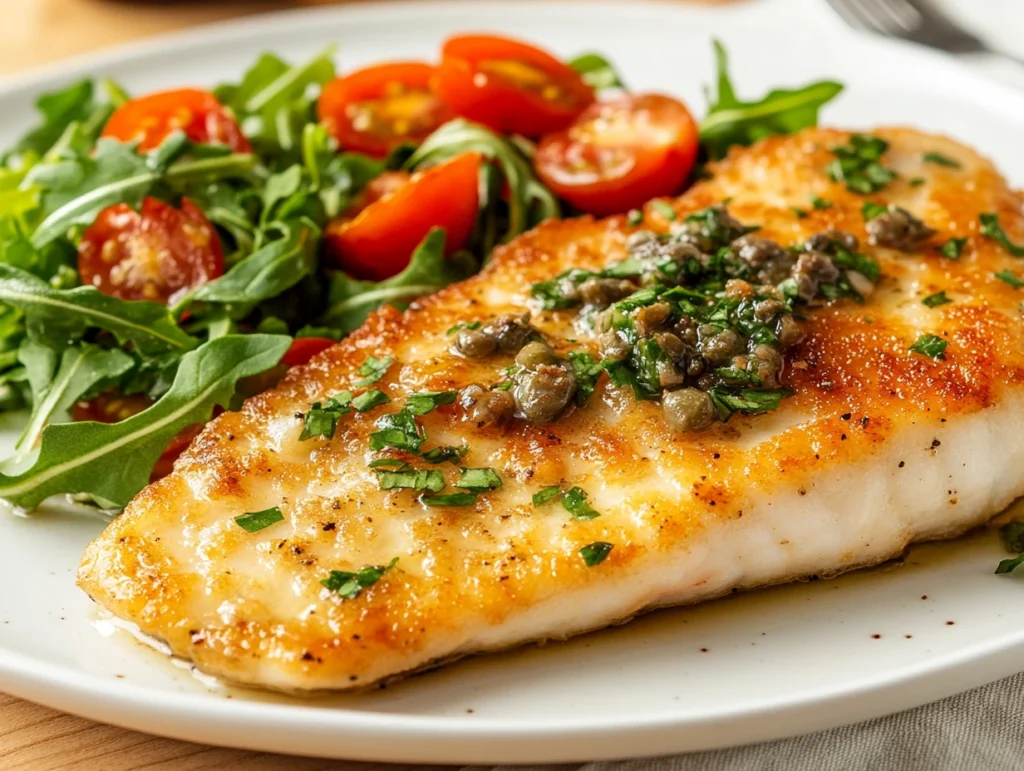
[515,341,558,369]
[454,328,498,358]
[459,385,515,426]
[662,388,717,433]
[513,363,577,424]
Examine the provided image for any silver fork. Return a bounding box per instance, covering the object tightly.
[826,0,1024,66]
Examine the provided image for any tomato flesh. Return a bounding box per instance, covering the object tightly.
[282,337,336,367]
[318,63,453,158]
[534,93,699,216]
[324,152,481,281]
[101,88,251,153]
[78,196,225,305]
[72,395,204,482]
[436,35,593,136]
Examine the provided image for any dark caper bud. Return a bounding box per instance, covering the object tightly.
[746,344,783,387]
[598,330,631,362]
[792,251,840,301]
[777,314,805,348]
[699,326,744,365]
[459,385,515,426]
[578,277,636,307]
[866,206,936,250]
[515,341,558,369]
[805,229,860,253]
[632,302,672,337]
[513,363,577,424]
[662,388,717,433]
[454,328,498,358]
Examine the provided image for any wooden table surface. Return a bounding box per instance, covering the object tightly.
[0,1,726,768]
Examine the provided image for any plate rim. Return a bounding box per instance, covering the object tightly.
[3,0,1024,762]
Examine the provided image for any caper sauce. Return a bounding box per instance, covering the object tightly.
[458,205,881,433]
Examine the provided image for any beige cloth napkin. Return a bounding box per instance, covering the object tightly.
[469,672,1024,771]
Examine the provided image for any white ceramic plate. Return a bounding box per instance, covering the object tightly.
[2,0,1024,763]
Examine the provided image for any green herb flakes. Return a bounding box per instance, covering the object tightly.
[376,468,445,493]
[532,485,563,507]
[909,177,926,187]
[651,200,677,221]
[579,541,614,567]
[299,392,353,440]
[708,387,789,421]
[922,151,961,168]
[980,213,1024,257]
[406,390,457,416]
[939,237,967,260]
[369,409,425,452]
[827,134,897,194]
[627,209,644,226]
[422,444,469,464]
[791,206,809,219]
[861,201,887,221]
[367,458,410,469]
[909,334,948,359]
[421,492,477,507]
[352,388,390,412]
[234,506,284,533]
[561,486,600,520]
[354,355,393,387]
[995,270,1024,289]
[568,351,604,406]
[321,557,398,599]
[810,195,832,210]
[922,291,952,308]
[447,321,481,336]
[454,467,502,491]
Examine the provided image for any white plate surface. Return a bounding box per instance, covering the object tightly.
[2,1,1024,763]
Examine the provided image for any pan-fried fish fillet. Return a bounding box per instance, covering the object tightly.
[79,127,1024,692]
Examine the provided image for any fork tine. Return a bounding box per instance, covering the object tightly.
[843,0,895,34]
[824,0,876,33]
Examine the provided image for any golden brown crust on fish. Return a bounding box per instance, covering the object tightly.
[79,127,1024,691]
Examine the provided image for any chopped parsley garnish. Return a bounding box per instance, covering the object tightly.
[939,237,967,259]
[455,467,502,491]
[233,506,284,533]
[995,269,1024,288]
[369,409,425,452]
[406,390,457,416]
[909,333,948,359]
[421,492,477,507]
[447,321,481,335]
[300,392,353,440]
[376,468,445,493]
[627,209,644,226]
[561,486,600,520]
[810,195,832,210]
[922,291,952,308]
[579,541,614,567]
[922,151,961,168]
[321,557,398,600]
[367,458,410,469]
[827,134,897,194]
[532,485,563,507]
[791,207,808,219]
[651,200,677,221]
[422,444,469,464]
[861,201,887,221]
[568,351,604,406]
[352,388,390,412]
[353,355,393,387]
[979,213,1024,257]
[708,387,789,421]
[908,177,926,187]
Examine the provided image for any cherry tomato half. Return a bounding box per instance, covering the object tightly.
[101,88,251,153]
[324,152,481,281]
[72,395,205,482]
[78,196,225,305]
[282,337,336,367]
[318,63,453,158]
[534,93,700,217]
[435,34,594,137]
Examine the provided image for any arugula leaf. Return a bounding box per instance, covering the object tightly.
[9,342,132,464]
[30,138,255,247]
[579,541,614,567]
[1000,521,1024,553]
[234,506,284,533]
[0,265,195,355]
[568,53,626,90]
[909,333,948,359]
[5,80,114,164]
[406,120,560,243]
[0,334,290,509]
[321,556,397,599]
[321,228,467,333]
[979,213,1024,257]
[995,554,1024,575]
[699,40,843,160]
[188,223,319,313]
